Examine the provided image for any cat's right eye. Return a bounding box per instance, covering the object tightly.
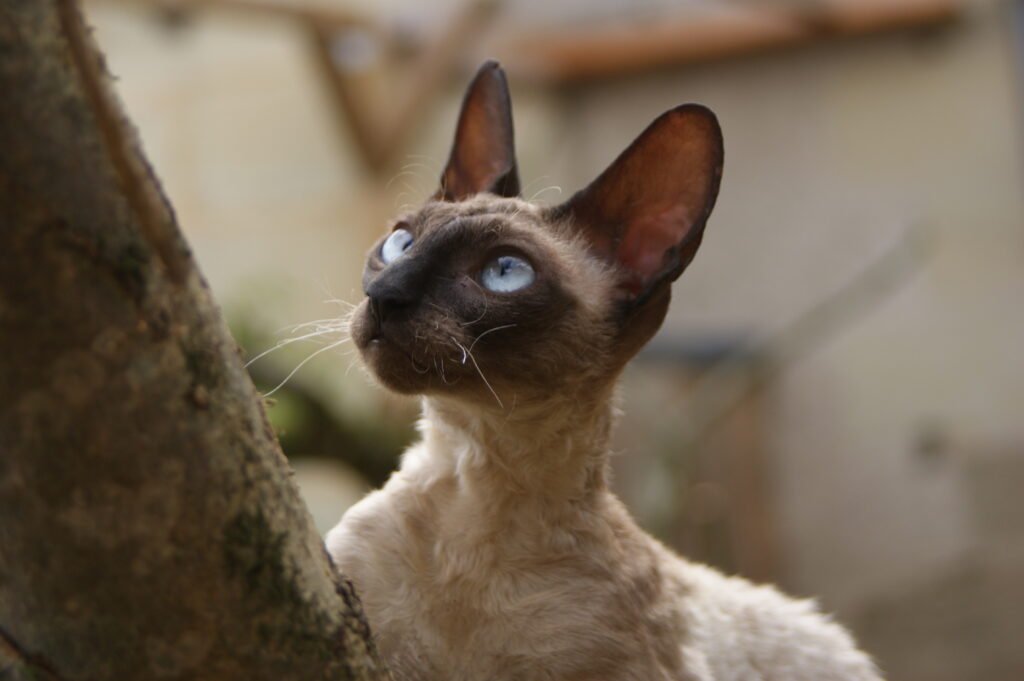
[380,228,414,264]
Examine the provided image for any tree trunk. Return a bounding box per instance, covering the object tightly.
[0,2,389,679]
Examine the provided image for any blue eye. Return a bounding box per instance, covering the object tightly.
[380,228,413,264]
[481,255,535,293]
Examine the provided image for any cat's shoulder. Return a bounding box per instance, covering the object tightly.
[326,443,444,555]
[668,559,883,681]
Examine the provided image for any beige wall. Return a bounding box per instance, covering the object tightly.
[565,0,1024,605]
[562,6,1024,674]
[88,1,1024,675]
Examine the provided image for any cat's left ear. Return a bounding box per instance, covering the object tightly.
[436,61,520,201]
[550,104,723,309]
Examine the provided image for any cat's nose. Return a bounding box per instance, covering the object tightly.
[365,277,419,323]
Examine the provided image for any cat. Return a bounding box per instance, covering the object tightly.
[326,61,882,681]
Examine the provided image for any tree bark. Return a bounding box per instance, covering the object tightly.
[0,2,389,679]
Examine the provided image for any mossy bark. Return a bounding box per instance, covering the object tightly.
[0,2,389,679]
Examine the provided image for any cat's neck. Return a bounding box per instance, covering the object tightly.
[412,388,617,506]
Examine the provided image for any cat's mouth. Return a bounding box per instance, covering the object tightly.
[350,300,443,393]
[352,312,406,358]
[350,296,517,400]
[352,302,405,352]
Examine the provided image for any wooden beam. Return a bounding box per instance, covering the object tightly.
[494,0,964,84]
[92,0,367,32]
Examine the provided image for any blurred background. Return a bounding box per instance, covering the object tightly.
[83,0,1022,678]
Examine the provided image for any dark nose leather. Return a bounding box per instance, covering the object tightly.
[365,266,423,323]
[367,286,415,323]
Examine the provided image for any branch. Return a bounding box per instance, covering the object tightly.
[0,2,389,679]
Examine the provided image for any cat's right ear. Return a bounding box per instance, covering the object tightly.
[436,61,520,202]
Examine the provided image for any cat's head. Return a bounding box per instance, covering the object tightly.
[350,62,722,406]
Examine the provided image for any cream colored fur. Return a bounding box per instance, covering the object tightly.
[327,389,882,680]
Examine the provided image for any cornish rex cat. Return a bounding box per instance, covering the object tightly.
[327,61,881,681]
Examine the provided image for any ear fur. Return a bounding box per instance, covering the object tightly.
[551,105,723,308]
[437,61,520,201]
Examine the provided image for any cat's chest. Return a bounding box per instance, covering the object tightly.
[376,552,615,680]
[328,486,679,681]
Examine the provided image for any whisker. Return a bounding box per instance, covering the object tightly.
[426,302,460,331]
[436,355,451,384]
[401,180,419,197]
[385,168,422,192]
[261,338,350,397]
[453,282,489,326]
[529,184,563,203]
[322,297,357,311]
[245,327,344,368]
[519,173,553,195]
[451,336,503,409]
[276,316,333,334]
[402,154,443,173]
[469,324,516,353]
[343,350,362,378]
[284,317,348,335]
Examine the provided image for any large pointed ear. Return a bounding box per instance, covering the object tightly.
[549,104,722,356]
[436,61,520,201]
[553,104,722,305]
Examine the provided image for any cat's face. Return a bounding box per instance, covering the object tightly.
[351,62,723,406]
[350,196,618,403]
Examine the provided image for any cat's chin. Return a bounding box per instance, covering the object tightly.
[357,338,429,395]
[349,305,431,394]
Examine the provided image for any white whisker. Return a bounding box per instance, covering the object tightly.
[322,297,357,311]
[385,168,421,192]
[459,282,490,326]
[529,184,563,203]
[436,355,452,384]
[284,317,348,335]
[469,324,516,353]
[343,350,362,379]
[261,338,350,397]
[451,336,503,409]
[245,326,343,368]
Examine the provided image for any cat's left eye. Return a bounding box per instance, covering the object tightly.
[481,255,535,293]
[380,228,414,264]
